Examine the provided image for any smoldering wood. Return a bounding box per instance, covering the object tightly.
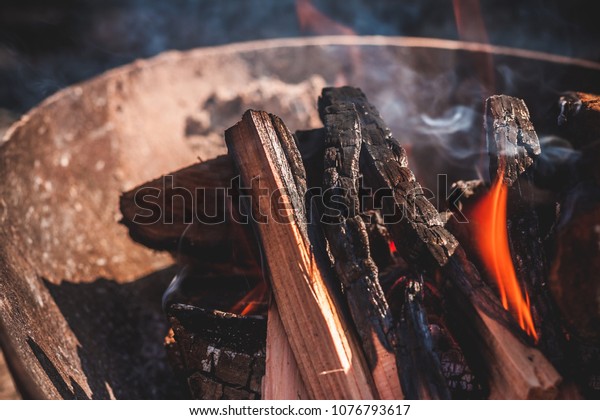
[385,274,451,399]
[318,86,459,268]
[319,102,404,399]
[319,87,560,399]
[443,248,561,399]
[165,304,266,400]
[362,210,397,271]
[485,95,541,186]
[558,92,600,149]
[486,95,566,366]
[225,110,375,399]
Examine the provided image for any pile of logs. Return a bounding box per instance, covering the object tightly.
[120,87,600,399]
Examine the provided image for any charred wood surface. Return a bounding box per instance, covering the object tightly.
[319,87,560,399]
[318,86,458,268]
[165,304,266,400]
[550,188,600,344]
[486,95,566,366]
[320,102,404,399]
[384,275,451,399]
[225,110,375,399]
[320,101,449,399]
[485,95,541,186]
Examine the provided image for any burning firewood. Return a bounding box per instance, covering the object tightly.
[318,100,448,399]
[482,95,567,366]
[225,110,375,399]
[318,102,405,399]
[318,86,560,399]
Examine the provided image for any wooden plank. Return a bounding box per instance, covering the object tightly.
[225,110,375,400]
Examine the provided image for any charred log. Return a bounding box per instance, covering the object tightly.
[165,304,266,400]
[485,95,566,366]
[319,102,404,399]
[485,95,541,186]
[318,86,459,268]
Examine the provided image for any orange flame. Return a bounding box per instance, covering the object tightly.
[470,173,538,341]
[229,281,269,317]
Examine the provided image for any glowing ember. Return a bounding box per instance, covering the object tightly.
[230,281,269,316]
[470,172,538,341]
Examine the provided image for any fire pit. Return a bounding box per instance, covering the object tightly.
[1,36,599,399]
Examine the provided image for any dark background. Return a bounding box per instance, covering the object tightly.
[1,0,599,114]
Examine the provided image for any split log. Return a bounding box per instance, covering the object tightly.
[558,92,600,149]
[319,102,405,399]
[319,87,560,399]
[165,304,266,399]
[262,301,309,400]
[486,95,566,365]
[225,110,375,399]
[119,155,251,262]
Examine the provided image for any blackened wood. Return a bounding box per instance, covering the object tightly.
[362,210,396,270]
[319,87,560,398]
[485,95,541,186]
[165,304,266,399]
[225,110,375,399]
[558,92,600,149]
[294,128,327,192]
[486,95,565,366]
[320,102,404,399]
[386,274,451,399]
[319,86,458,268]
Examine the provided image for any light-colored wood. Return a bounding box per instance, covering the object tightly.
[226,110,375,400]
[263,301,310,400]
[477,310,562,399]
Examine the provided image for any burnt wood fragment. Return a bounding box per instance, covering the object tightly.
[318,87,560,399]
[320,101,449,399]
[485,95,566,366]
[319,102,404,399]
[318,86,458,268]
[485,95,541,186]
[165,304,266,400]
